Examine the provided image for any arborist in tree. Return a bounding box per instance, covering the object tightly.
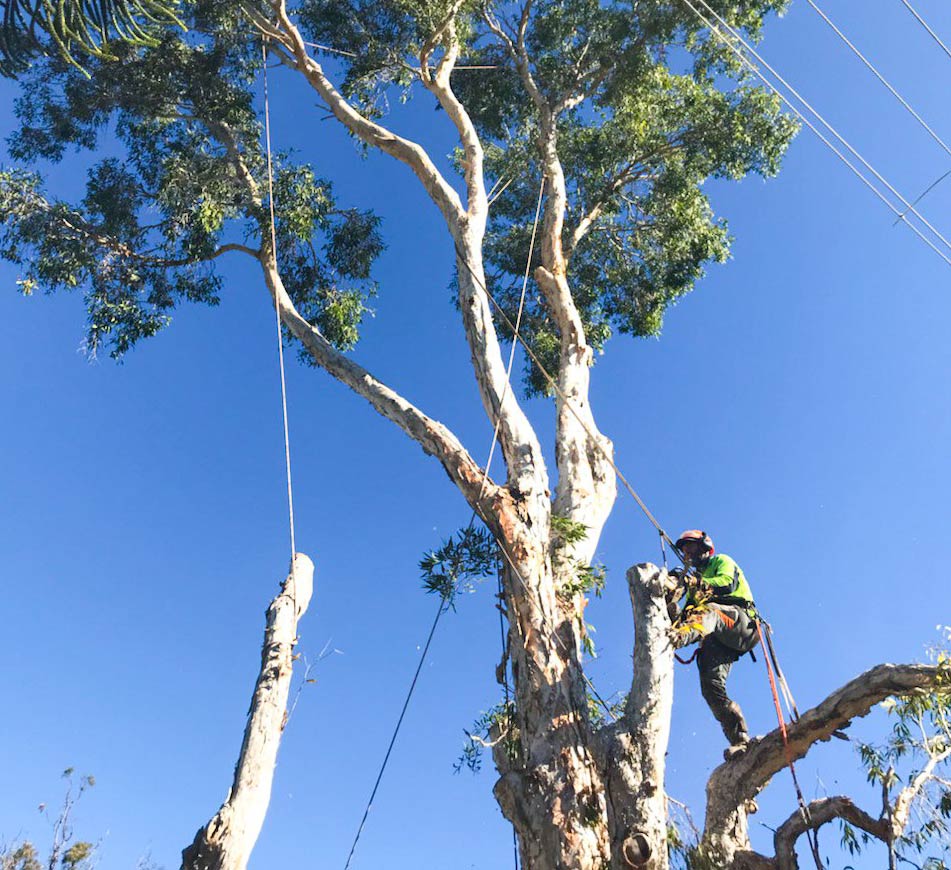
[668,530,760,751]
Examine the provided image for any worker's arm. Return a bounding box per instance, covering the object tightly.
[700,555,742,597]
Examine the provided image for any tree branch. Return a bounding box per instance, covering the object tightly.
[419,7,488,220]
[706,665,950,832]
[773,796,888,870]
[257,254,507,524]
[483,0,547,114]
[598,564,675,868]
[259,3,466,230]
[182,554,314,870]
[564,164,642,261]
[256,3,547,500]
[891,745,951,836]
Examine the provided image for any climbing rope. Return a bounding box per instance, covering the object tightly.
[341,177,546,870]
[755,622,824,870]
[452,242,685,566]
[262,41,300,610]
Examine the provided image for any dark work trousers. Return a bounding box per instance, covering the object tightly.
[692,604,760,745]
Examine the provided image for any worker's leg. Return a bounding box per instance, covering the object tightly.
[697,639,749,745]
[671,603,755,649]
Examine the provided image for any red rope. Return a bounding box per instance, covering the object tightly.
[755,622,824,870]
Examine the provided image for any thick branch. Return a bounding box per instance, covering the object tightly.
[182,554,314,870]
[254,5,545,498]
[258,256,507,524]
[419,11,488,219]
[534,147,616,555]
[262,4,465,230]
[707,665,949,827]
[773,796,888,870]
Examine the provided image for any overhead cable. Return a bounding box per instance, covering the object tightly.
[806,0,951,160]
[899,0,951,63]
[680,0,951,267]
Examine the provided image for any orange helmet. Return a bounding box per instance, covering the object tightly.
[675,529,714,555]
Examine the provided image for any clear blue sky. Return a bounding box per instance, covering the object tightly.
[2,2,950,868]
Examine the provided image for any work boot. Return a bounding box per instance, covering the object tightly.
[721,704,750,757]
[723,732,751,760]
[668,625,704,649]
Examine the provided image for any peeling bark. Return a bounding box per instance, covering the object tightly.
[182,554,314,870]
[600,564,675,870]
[493,528,611,870]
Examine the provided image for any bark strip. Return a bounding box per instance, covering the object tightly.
[182,553,314,870]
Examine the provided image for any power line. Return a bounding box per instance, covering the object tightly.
[899,0,951,63]
[342,600,446,870]
[805,0,951,159]
[691,0,951,258]
[682,0,951,267]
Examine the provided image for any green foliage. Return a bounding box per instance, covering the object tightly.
[550,514,605,656]
[0,2,382,359]
[587,690,626,727]
[454,700,519,774]
[0,843,41,870]
[0,0,183,77]
[852,629,951,865]
[61,842,94,869]
[420,525,498,608]
[550,515,605,600]
[456,1,795,394]
[550,514,589,546]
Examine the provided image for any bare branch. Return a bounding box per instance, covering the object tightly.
[259,4,466,230]
[183,554,314,870]
[708,665,950,823]
[259,255,505,522]
[773,796,888,870]
[891,746,951,836]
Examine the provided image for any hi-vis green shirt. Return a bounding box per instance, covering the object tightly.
[687,554,756,612]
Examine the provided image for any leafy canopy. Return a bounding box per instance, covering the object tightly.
[301,0,797,392]
[1,0,795,387]
[1,1,382,359]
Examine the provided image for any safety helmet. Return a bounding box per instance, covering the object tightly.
[675,529,714,555]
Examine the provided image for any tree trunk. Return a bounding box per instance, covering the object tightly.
[492,519,611,870]
[493,559,675,870]
[182,553,314,870]
[600,564,676,870]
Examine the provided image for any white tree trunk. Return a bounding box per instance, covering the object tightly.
[182,553,314,870]
[600,564,676,870]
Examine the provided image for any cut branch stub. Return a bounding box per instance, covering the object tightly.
[182,553,314,870]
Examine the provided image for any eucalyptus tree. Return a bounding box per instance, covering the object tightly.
[2,2,949,869]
